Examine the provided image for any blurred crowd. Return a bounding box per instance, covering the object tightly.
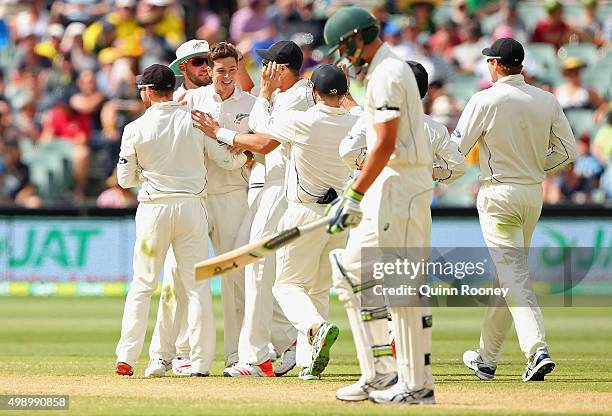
[0,0,610,208]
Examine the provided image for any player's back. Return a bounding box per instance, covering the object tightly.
[469,75,563,184]
[129,102,206,198]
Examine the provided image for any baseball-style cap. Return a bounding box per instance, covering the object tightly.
[482,37,525,66]
[310,64,347,96]
[169,39,210,75]
[137,64,176,90]
[256,40,303,71]
[406,61,428,99]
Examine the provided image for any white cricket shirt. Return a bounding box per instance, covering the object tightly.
[263,103,355,203]
[185,85,256,194]
[117,101,247,202]
[249,78,315,183]
[451,74,577,184]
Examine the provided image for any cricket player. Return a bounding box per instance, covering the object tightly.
[332,59,465,402]
[202,41,314,378]
[453,38,576,382]
[249,64,355,381]
[147,42,257,377]
[323,7,435,404]
[147,40,257,376]
[114,64,247,377]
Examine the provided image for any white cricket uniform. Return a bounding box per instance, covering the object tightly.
[451,74,576,364]
[151,85,255,366]
[340,110,466,184]
[335,43,434,391]
[115,101,246,374]
[238,79,314,366]
[262,104,355,367]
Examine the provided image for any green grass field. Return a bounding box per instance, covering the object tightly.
[0,297,611,415]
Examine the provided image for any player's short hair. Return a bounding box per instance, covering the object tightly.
[208,42,239,67]
[500,63,523,75]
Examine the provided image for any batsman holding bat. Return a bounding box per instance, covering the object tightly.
[453,38,576,382]
[323,7,435,405]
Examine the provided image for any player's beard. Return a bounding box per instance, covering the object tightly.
[185,66,211,87]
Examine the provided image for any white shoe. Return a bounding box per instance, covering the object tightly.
[463,350,496,381]
[223,360,276,377]
[368,382,435,405]
[298,367,320,380]
[274,342,296,376]
[144,358,171,378]
[522,349,555,382]
[172,357,191,376]
[336,373,398,401]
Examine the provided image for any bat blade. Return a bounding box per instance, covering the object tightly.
[194,216,329,280]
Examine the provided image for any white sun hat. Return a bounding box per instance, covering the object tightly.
[169,39,210,75]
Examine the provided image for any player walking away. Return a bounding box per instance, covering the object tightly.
[147,42,256,377]
[247,63,354,380]
[453,38,576,382]
[114,64,247,377]
[333,59,465,402]
[323,7,435,404]
[201,40,313,378]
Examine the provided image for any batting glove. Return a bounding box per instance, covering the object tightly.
[325,187,363,234]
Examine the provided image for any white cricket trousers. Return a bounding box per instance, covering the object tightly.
[477,182,547,364]
[336,166,434,390]
[116,197,214,374]
[238,181,296,365]
[272,202,347,367]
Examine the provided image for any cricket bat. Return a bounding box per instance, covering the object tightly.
[194,216,331,280]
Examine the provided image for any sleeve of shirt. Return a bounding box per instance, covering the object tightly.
[339,113,367,169]
[205,139,248,170]
[545,102,577,172]
[248,96,273,134]
[432,126,466,184]
[116,124,142,189]
[370,64,404,124]
[262,110,299,144]
[451,95,485,157]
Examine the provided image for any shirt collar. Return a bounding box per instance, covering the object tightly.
[282,78,308,96]
[365,43,394,81]
[212,85,243,103]
[495,74,526,86]
[315,103,347,115]
[147,100,182,112]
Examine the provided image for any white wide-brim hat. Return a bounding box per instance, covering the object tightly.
[169,39,210,75]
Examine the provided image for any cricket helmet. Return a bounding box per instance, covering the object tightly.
[323,7,380,59]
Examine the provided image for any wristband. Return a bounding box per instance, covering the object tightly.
[216,128,237,146]
[346,186,364,201]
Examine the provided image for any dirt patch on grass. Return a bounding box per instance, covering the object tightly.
[1,374,610,415]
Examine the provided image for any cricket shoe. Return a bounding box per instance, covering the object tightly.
[368,382,435,405]
[298,367,320,381]
[306,322,339,377]
[336,372,398,401]
[144,358,172,378]
[223,360,276,377]
[115,362,133,376]
[463,350,496,381]
[190,372,210,377]
[172,357,191,376]
[522,349,555,382]
[274,341,297,376]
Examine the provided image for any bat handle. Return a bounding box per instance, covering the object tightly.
[298,216,332,234]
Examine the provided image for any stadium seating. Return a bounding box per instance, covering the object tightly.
[517,2,547,32]
[565,108,599,139]
[447,73,480,104]
[525,43,562,85]
[19,139,73,202]
[558,43,599,66]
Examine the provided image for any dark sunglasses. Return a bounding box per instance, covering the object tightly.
[188,57,208,67]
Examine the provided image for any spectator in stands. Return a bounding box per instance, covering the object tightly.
[230,0,275,52]
[291,33,318,76]
[430,20,463,61]
[592,105,612,165]
[0,140,41,208]
[70,70,107,141]
[14,31,52,75]
[488,0,528,44]
[51,0,108,26]
[13,0,50,40]
[137,0,185,48]
[34,24,64,61]
[531,0,572,50]
[571,0,605,46]
[383,21,414,61]
[83,1,133,54]
[40,89,91,202]
[574,135,603,189]
[450,0,471,27]
[13,97,41,142]
[291,0,326,47]
[555,57,607,112]
[452,21,489,73]
[425,80,462,131]
[0,100,21,143]
[195,0,223,44]
[407,1,436,35]
[60,22,98,73]
[96,169,137,208]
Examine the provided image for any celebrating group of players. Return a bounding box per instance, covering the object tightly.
[112,6,577,405]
